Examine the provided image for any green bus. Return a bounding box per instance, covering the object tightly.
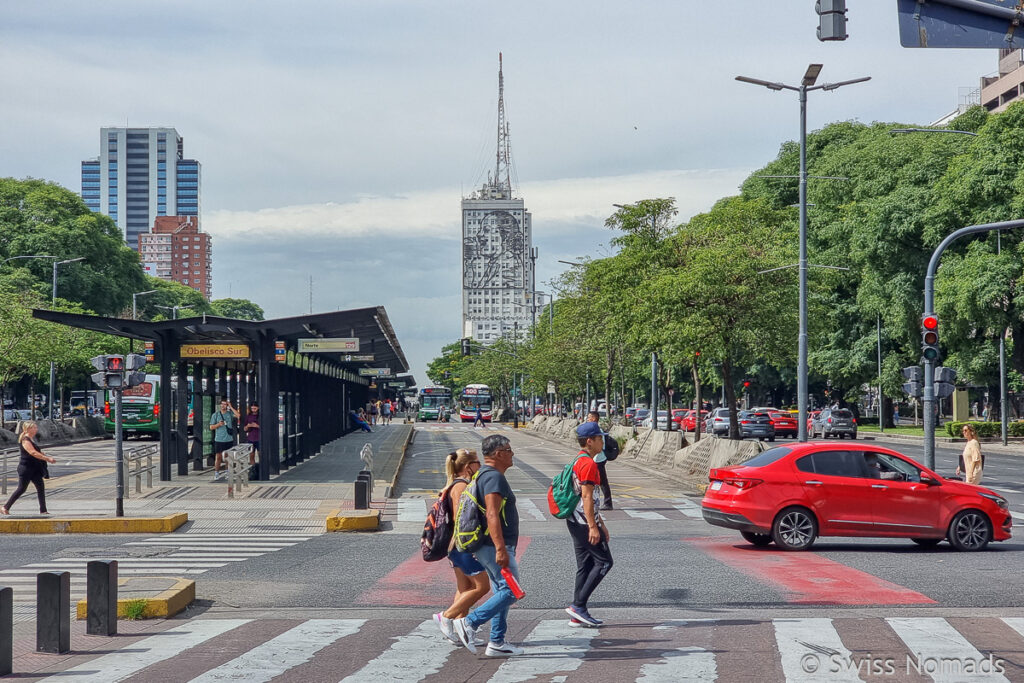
[104,375,194,438]
[417,386,452,421]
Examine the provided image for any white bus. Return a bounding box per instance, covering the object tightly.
[459,384,493,422]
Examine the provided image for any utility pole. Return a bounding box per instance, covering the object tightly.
[877,314,884,433]
[651,352,659,431]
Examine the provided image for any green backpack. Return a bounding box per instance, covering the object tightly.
[547,455,585,519]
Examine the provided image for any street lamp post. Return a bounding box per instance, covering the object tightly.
[49,257,85,419]
[155,304,191,319]
[737,65,870,441]
[131,290,158,354]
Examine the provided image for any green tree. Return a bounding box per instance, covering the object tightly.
[211,298,265,321]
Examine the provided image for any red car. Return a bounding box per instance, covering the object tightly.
[768,411,798,438]
[672,409,709,431]
[671,409,687,429]
[702,442,1011,551]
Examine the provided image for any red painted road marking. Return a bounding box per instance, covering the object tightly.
[687,537,936,605]
[356,537,532,606]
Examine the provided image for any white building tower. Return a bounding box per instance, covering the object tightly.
[461,54,534,343]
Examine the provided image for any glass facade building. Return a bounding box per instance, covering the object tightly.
[80,127,201,250]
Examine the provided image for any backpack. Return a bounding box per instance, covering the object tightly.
[421,478,466,561]
[603,434,620,461]
[548,455,585,519]
[454,471,490,552]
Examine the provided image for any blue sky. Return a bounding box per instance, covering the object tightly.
[0,2,996,381]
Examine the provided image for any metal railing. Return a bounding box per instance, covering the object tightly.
[122,443,158,498]
[1,447,16,495]
[225,443,254,498]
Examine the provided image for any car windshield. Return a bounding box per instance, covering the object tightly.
[738,411,768,419]
[739,447,792,468]
[831,409,853,418]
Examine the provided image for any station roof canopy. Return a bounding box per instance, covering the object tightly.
[32,306,410,374]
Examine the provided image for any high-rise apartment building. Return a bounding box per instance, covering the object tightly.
[462,55,535,344]
[139,216,213,299]
[81,127,201,249]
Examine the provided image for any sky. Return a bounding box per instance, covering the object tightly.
[0,2,997,383]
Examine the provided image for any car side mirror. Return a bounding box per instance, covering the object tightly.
[920,474,941,486]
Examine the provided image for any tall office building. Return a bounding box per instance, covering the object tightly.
[462,55,535,343]
[81,127,201,249]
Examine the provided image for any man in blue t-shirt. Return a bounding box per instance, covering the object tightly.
[453,434,524,658]
[209,399,239,481]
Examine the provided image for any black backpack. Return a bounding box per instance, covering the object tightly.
[421,478,466,561]
[603,433,620,461]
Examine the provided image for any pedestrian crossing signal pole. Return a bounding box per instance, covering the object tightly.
[90,354,148,517]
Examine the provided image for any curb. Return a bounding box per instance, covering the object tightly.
[0,512,187,534]
[326,508,381,531]
[383,427,414,499]
[75,577,195,620]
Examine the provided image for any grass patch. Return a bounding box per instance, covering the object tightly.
[858,425,943,436]
[121,599,148,620]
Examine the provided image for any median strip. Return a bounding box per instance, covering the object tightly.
[326,508,380,531]
[76,576,195,620]
[0,512,187,534]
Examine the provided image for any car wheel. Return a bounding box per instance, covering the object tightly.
[768,436,775,442]
[771,507,818,551]
[911,538,942,547]
[741,531,773,547]
[948,509,992,551]
[850,432,856,440]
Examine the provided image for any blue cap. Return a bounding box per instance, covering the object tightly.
[576,421,603,438]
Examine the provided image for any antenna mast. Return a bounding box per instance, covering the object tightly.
[495,53,512,198]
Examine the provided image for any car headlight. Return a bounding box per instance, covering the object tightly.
[979,492,1009,510]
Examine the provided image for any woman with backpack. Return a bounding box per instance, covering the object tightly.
[434,448,489,645]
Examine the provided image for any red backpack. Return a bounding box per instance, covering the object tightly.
[420,478,467,561]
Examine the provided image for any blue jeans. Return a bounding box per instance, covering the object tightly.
[468,543,519,643]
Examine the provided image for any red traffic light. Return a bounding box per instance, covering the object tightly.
[695,351,700,357]
[922,315,938,331]
[105,356,123,371]
[743,380,751,388]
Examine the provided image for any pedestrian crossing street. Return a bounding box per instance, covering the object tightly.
[386,496,704,523]
[30,614,1024,682]
[0,533,315,605]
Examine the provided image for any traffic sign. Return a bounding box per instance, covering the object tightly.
[358,368,392,377]
[343,354,374,362]
[897,0,1024,48]
[298,338,359,353]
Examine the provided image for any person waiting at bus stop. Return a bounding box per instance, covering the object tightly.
[210,399,239,481]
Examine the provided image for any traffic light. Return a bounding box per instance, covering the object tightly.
[124,354,148,387]
[742,380,751,389]
[921,314,940,361]
[934,366,957,399]
[461,338,471,356]
[816,0,848,41]
[90,355,125,388]
[902,366,922,398]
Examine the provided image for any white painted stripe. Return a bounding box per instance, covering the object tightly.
[396,499,427,522]
[887,617,1009,682]
[339,619,455,682]
[166,554,260,559]
[637,646,717,682]
[128,546,293,552]
[518,497,546,521]
[125,541,295,547]
[488,619,598,683]
[623,508,668,521]
[1001,617,1024,640]
[38,618,250,682]
[188,619,364,683]
[672,500,704,519]
[18,561,229,567]
[988,487,1016,494]
[774,618,860,682]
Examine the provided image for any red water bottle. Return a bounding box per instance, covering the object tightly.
[501,567,526,599]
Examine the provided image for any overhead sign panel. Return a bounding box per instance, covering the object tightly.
[298,338,360,353]
[359,368,392,377]
[897,0,1024,48]
[342,354,375,362]
[180,343,251,360]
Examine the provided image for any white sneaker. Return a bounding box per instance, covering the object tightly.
[486,641,524,657]
[453,617,478,654]
[212,471,225,481]
[433,612,458,644]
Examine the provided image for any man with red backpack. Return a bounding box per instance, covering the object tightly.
[564,421,614,628]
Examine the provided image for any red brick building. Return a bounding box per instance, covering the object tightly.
[138,216,213,299]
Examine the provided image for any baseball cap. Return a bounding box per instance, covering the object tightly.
[576,421,604,438]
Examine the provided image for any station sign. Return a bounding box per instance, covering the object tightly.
[342,354,375,362]
[275,341,287,363]
[180,343,251,360]
[297,338,360,353]
[388,382,406,388]
[358,368,392,377]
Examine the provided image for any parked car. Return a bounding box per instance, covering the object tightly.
[768,411,798,438]
[738,410,775,441]
[17,409,42,421]
[632,408,650,426]
[671,409,687,429]
[641,410,670,429]
[811,408,857,439]
[706,407,731,437]
[702,442,1012,551]
[625,407,637,422]
[806,410,821,435]
[2,409,18,423]
[676,409,709,432]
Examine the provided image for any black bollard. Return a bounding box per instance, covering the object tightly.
[354,476,370,509]
[1,586,12,676]
[191,436,204,472]
[86,560,118,636]
[36,571,70,654]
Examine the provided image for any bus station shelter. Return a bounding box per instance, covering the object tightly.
[32,306,410,481]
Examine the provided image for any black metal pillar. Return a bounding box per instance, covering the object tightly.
[176,359,189,476]
[158,331,175,481]
[258,332,279,480]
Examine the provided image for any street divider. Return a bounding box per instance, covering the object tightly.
[326,508,381,531]
[76,577,195,620]
[0,512,187,534]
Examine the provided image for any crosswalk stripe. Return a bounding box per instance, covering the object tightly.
[37,619,250,683]
[886,617,1009,682]
[773,618,860,682]
[488,619,598,683]
[518,497,546,521]
[124,541,297,547]
[397,499,427,522]
[1001,616,1024,641]
[671,499,704,519]
[188,619,365,683]
[623,508,668,521]
[636,646,717,682]
[339,619,456,682]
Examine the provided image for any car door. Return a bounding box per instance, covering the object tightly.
[862,451,943,534]
[795,450,876,534]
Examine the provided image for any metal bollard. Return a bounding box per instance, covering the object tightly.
[354,476,370,509]
[191,437,204,471]
[1,586,11,676]
[86,560,118,636]
[36,571,70,654]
